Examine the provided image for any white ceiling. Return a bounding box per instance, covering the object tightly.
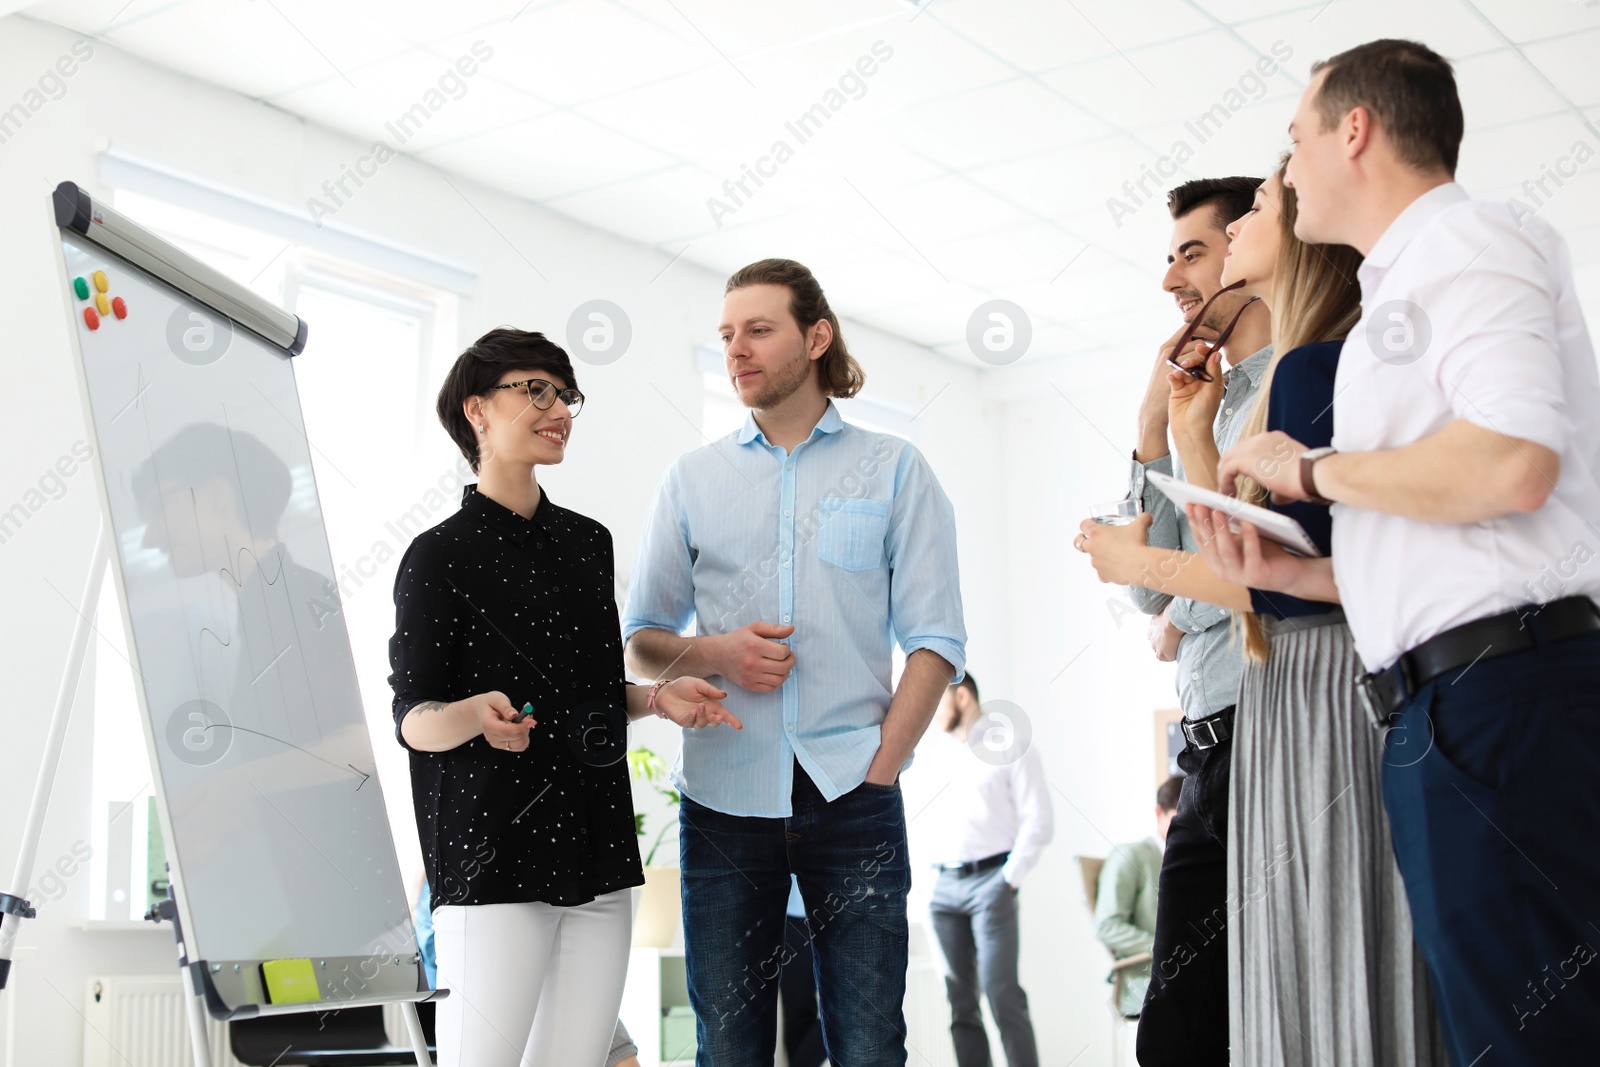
[26,0,1600,366]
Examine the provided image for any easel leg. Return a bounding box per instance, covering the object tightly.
[400,1001,434,1066]
[183,964,215,1067]
[0,522,108,992]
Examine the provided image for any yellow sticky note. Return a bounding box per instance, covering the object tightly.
[260,958,321,1005]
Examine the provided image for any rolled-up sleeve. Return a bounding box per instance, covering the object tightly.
[1168,595,1230,634]
[886,447,967,682]
[621,465,698,645]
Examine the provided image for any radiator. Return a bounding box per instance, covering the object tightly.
[82,976,243,1067]
[903,960,958,1067]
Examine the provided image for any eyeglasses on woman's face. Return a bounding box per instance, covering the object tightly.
[489,378,585,418]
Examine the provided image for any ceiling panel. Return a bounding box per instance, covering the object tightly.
[1453,0,1600,45]
[416,110,680,202]
[1518,28,1600,109]
[267,56,557,155]
[1453,48,1571,130]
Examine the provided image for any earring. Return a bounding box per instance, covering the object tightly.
[477,424,486,433]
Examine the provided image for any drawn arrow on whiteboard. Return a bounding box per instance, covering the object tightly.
[203,723,372,789]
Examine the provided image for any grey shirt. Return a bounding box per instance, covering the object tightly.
[1128,346,1272,721]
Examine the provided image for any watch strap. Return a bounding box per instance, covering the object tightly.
[1300,447,1336,506]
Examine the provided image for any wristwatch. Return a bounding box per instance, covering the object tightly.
[1299,447,1337,505]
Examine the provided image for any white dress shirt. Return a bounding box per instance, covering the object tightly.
[906,730,1054,888]
[1331,182,1600,671]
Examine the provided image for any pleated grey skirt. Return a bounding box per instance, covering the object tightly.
[1227,613,1447,1067]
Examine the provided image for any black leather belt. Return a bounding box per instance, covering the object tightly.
[1182,706,1235,750]
[1359,595,1600,727]
[934,851,1009,876]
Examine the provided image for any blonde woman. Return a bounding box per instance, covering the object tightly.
[1079,164,1445,1065]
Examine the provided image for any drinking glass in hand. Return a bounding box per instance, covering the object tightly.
[1090,498,1140,526]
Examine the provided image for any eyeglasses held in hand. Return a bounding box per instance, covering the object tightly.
[490,378,585,417]
[1166,280,1261,384]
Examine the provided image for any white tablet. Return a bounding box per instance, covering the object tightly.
[1145,470,1323,557]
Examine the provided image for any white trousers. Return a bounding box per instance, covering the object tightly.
[433,890,632,1067]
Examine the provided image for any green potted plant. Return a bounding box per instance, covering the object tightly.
[627,746,682,948]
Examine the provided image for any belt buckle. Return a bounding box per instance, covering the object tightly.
[1188,718,1219,750]
[1357,671,1395,729]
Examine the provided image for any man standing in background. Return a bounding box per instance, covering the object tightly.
[912,674,1052,1067]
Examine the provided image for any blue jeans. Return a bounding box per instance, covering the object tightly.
[679,765,911,1067]
[1382,627,1600,1066]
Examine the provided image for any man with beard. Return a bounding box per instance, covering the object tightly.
[623,258,966,1067]
[1118,177,1270,1066]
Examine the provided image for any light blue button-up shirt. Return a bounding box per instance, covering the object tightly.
[622,402,967,818]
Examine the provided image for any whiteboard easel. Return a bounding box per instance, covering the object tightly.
[0,181,442,1066]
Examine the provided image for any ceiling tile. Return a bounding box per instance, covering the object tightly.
[542,165,769,247]
[606,0,905,57]
[1458,112,1597,193]
[1231,0,1506,82]
[418,110,679,202]
[23,0,184,34]
[1453,48,1571,129]
[431,1,712,108]
[267,55,556,155]
[893,78,1112,171]
[1454,0,1600,46]
[79,0,420,98]
[1517,29,1600,109]
[920,1,1120,73]
[922,221,1086,289]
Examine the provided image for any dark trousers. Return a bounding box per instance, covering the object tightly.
[1382,627,1600,1066]
[929,866,1039,1067]
[780,915,826,1067]
[1136,734,1231,1067]
[679,767,911,1067]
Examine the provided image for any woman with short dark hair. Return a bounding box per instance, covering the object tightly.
[389,328,739,1066]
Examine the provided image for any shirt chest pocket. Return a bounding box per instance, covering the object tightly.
[816,498,890,572]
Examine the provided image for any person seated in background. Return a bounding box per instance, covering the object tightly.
[1094,776,1180,1019]
[912,673,1053,1067]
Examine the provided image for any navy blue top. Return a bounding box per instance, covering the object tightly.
[1250,340,1341,619]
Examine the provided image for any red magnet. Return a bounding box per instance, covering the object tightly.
[111,296,127,319]
[84,307,101,330]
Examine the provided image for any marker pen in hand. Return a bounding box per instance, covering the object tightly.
[512,702,535,724]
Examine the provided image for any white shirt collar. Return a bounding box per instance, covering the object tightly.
[1358,181,1469,290]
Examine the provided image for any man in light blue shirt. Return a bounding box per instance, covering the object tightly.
[624,258,966,1067]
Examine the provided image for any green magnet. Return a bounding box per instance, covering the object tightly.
[73,276,89,300]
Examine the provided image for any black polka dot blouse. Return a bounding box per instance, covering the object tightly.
[388,483,644,910]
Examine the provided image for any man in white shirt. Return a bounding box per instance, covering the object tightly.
[1211,39,1600,1064]
[914,674,1052,1067]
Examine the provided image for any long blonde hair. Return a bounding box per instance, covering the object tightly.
[1233,160,1364,662]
